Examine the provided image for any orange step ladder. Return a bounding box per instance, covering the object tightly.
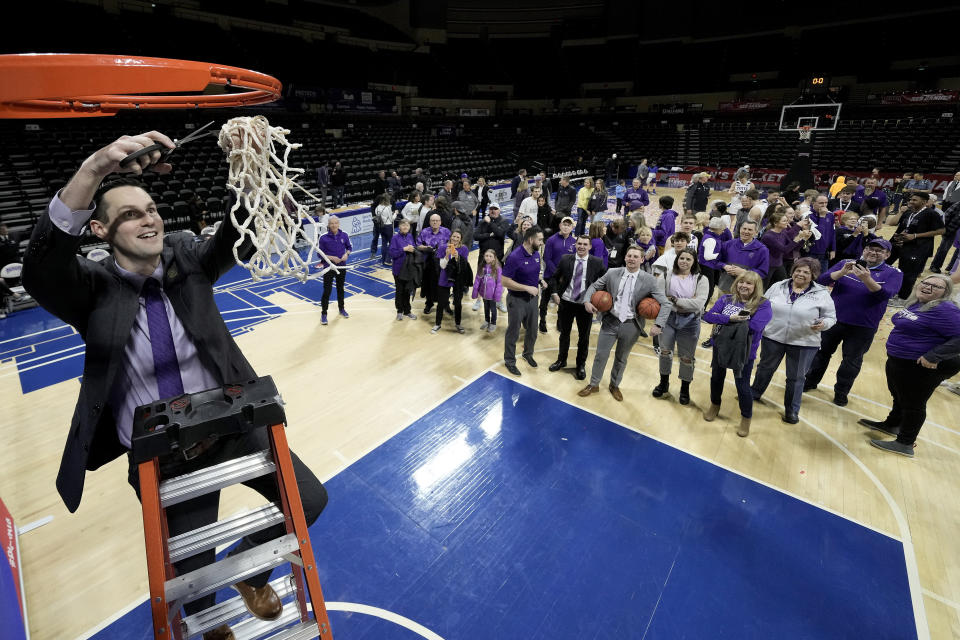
[132,376,333,640]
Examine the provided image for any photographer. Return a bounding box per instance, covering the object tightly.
[886,193,944,306]
[804,239,902,406]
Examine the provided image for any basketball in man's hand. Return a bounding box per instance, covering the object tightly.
[636,296,661,320]
[590,290,613,312]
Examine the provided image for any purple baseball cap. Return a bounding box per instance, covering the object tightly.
[867,238,892,251]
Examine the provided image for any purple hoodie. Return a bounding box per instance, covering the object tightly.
[719,238,770,278]
[698,228,732,271]
[543,232,576,278]
[389,231,416,276]
[654,209,678,248]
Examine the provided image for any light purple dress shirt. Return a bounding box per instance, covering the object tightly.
[49,195,220,448]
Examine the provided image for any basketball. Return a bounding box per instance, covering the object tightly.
[590,290,613,312]
[636,296,661,320]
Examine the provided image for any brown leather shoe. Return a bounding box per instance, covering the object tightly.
[203,624,236,640]
[608,384,623,402]
[578,384,599,397]
[234,581,283,620]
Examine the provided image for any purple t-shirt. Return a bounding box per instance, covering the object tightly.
[818,261,903,329]
[503,244,542,288]
[543,232,576,278]
[887,301,960,360]
[853,185,889,210]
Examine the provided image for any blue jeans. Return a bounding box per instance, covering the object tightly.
[710,359,755,418]
[750,337,818,416]
[378,224,394,264]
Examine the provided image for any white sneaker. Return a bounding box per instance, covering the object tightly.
[396,313,403,321]
[472,299,482,311]
[480,322,488,331]
[487,323,496,332]
[431,325,441,334]
[405,312,418,320]
[498,302,507,313]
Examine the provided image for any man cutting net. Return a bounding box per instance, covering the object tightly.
[22,129,328,640]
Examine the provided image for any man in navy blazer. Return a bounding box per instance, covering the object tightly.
[22,129,327,640]
[548,235,606,379]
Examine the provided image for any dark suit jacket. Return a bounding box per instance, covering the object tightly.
[22,201,256,512]
[549,253,605,302]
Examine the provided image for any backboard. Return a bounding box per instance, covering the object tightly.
[778,102,842,131]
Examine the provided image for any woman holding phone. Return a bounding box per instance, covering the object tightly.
[750,258,837,424]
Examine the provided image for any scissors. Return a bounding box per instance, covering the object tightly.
[119,121,218,168]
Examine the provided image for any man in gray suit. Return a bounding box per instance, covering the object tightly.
[579,245,671,401]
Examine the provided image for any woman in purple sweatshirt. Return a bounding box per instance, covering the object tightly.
[760,210,812,289]
[859,274,960,458]
[717,220,770,292]
[702,271,773,437]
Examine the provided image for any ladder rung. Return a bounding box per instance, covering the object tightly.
[181,575,296,639]
[169,504,286,563]
[244,620,320,640]
[160,450,275,507]
[166,534,300,604]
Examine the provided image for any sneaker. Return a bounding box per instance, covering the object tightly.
[857,418,900,437]
[396,313,403,321]
[424,305,433,314]
[653,346,661,356]
[405,312,418,320]
[480,322,488,331]
[472,299,482,311]
[340,309,350,318]
[487,323,496,332]
[940,380,960,396]
[869,439,915,458]
[701,339,712,348]
[498,302,507,313]
[321,313,328,325]
[456,325,465,334]
[431,325,441,334]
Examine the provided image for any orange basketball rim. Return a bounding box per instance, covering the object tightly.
[0,54,282,118]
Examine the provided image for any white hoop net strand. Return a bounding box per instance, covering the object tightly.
[219,115,340,282]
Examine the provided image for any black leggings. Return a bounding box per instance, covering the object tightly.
[435,285,462,326]
[483,299,498,324]
[394,277,413,314]
[700,265,718,310]
[322,269,345,312]
[884,355,960,445]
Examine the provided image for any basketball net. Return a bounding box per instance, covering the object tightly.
[799,126,812,143]
[218,115,341,282]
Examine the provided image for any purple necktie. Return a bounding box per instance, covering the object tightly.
[142,279,185,399]
[571,258,584,301]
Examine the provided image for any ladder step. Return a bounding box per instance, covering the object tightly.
[160,450,275,507]
[166,534,300,604]
[236,618,319,640]
[169,504,286,563]
[181,575,296,639]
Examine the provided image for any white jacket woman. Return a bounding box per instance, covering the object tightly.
[750,257,837,423]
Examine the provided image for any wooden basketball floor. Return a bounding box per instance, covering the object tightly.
[2,187,960,639]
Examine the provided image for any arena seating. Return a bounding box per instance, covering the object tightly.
[1,108,957,262]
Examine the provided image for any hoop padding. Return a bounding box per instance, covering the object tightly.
[0,54,282,118]
[219,116,338,283]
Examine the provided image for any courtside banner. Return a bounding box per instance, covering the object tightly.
[1,497,28,640]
